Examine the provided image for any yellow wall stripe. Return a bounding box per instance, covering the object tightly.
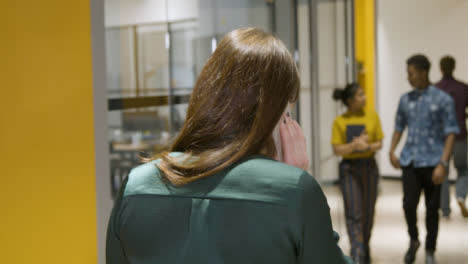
[1,1,97,263]
[355,0,376,112]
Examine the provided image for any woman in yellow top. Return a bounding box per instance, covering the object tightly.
[331,83,384,264]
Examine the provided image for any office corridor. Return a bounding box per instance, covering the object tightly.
[324,179,468,264]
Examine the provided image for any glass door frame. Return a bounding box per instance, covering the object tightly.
[308,0,356,180]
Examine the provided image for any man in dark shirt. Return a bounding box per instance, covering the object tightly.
[436,56,468,218]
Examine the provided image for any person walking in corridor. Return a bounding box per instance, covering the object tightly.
[389,54,459,264]
[332,83,384,264]
[435,55,468,218]
[106,28,352,264]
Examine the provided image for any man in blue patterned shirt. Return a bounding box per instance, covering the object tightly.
[388,54,459,264]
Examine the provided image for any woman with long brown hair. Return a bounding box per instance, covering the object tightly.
[106,28,351,264]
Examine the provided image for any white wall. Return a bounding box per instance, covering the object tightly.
[105,0,199,27]
[377,0,468,177]
[105,0,167,27]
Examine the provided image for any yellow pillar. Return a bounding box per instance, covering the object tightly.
[1,1,97,263]
[355,0,376,112]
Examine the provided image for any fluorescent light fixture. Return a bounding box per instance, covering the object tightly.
[211,37,217,53]
[165,32,170,49]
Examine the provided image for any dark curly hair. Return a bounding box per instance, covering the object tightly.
[440,56,455,77]
[407,54,431,72]
[332,83,360,106]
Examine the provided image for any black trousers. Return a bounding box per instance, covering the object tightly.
[402,165,441,251]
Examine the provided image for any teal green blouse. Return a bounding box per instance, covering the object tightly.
[106,155,352,264]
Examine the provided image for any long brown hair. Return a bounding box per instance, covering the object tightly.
[157,28,299,185]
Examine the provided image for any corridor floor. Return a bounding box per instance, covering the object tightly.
[323,179,468,264]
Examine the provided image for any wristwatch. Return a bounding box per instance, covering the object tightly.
[439,160,449,170]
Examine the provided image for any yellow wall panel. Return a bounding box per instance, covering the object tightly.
[1,1,97,263]
[355,0,376,112]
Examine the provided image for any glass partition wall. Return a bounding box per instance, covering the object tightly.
[96,1,356,262]
[105,0,298,198]
[309,0,355,182]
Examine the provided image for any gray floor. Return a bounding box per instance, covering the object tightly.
[323,179,468,264]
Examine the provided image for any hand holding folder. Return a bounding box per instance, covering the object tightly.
[346,124,370,152]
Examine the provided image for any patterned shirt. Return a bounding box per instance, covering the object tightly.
[395,85,459,167]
